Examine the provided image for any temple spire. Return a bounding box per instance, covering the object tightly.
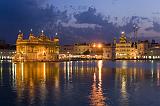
[19,30,22,33]
[55,32,58,36]
[17,30,23,40]
[30,29,33,35]
[42,30,44,34]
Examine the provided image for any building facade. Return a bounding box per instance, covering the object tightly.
[73,43,90,55]
[60,43,90,55]
[142,44,160,59]
[0,49,15,60]
[115,32,138,59]
[137,40,149,58]
[60,45,74,54]
[103,44,115,60]
[0,40,16,60]
[13,31,59,62]
[60,43,105,59]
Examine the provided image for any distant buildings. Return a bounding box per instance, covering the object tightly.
[13,31,59,62]
[3,29,160,61]
[115,32,138,59]
[60,45,74,54]
[60,42,112,60]
[74,43,90,55]
[141,41,160,59]
[0,40,15,60]
[60,43,91,60]
[60,32,139,60]
[60,31,160,60]
[0,49,15,60]
[115,32,160,60]
[137,40,149,57]
[103,43,115,60]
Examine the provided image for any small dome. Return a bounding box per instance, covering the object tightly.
[17,31,24,40]
[119,32,127,43]
[38,30,50,41]
[29,33,36,40]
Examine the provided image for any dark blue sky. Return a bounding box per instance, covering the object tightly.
[51,0,160,17]
[0,0,160,44]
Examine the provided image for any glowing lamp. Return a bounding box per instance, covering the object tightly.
[121,31,125,34]
[98,44,102,48]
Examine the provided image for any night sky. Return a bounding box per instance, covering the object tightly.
[1,0,160,44]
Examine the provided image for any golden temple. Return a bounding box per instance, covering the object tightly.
[13,30,59,62]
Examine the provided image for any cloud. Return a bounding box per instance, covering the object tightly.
[145,22,160,32]
[0,1,160,44]
[0,0,69,43]
[74,7,105,25]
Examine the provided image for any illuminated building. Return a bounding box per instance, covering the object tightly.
[137,40,160,59]
[0,50,15,60]
[90,43,103,56]
[13,30,59,62]
[60,43,90,55]
[0,40,16,60]
[60,43,90,60]
[137,40,149,57]
[143,46,160,59]
[60,43,104,59]
[73,43,90,55]
[103,43,115,59]
[60,45,74,54]
[115,32,138,59]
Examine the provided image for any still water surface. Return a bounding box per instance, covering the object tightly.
[0,60,160,106]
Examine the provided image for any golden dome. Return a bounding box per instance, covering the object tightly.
[119,32,127,43]
[38,30,50,41]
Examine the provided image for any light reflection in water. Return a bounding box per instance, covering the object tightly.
[89,60,106,106]
[12,62,16,89]
[121,76,128,106]
[63,62,66,81]
[122,61,127,69]
[64,61,73,82]
[116,61,129,106]
[0,61,2,85]
[0,60,160,106]
[157,63,160,86]
[67,62,69,81]
[13,62,59,105]
[151,61,154,79]
[114,61,154,106]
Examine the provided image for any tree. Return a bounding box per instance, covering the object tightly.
[83,49,90,55]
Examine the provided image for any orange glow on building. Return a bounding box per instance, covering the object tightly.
[13,31,59,62]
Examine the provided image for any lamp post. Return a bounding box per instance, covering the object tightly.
[67,52,70,61]
[98,44,102,48]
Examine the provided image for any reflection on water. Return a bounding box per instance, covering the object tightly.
[157,63,160,86]
[9,62,59,105]
[89,60,106,106]
[0,60,160,106]
[0,61,3,85]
